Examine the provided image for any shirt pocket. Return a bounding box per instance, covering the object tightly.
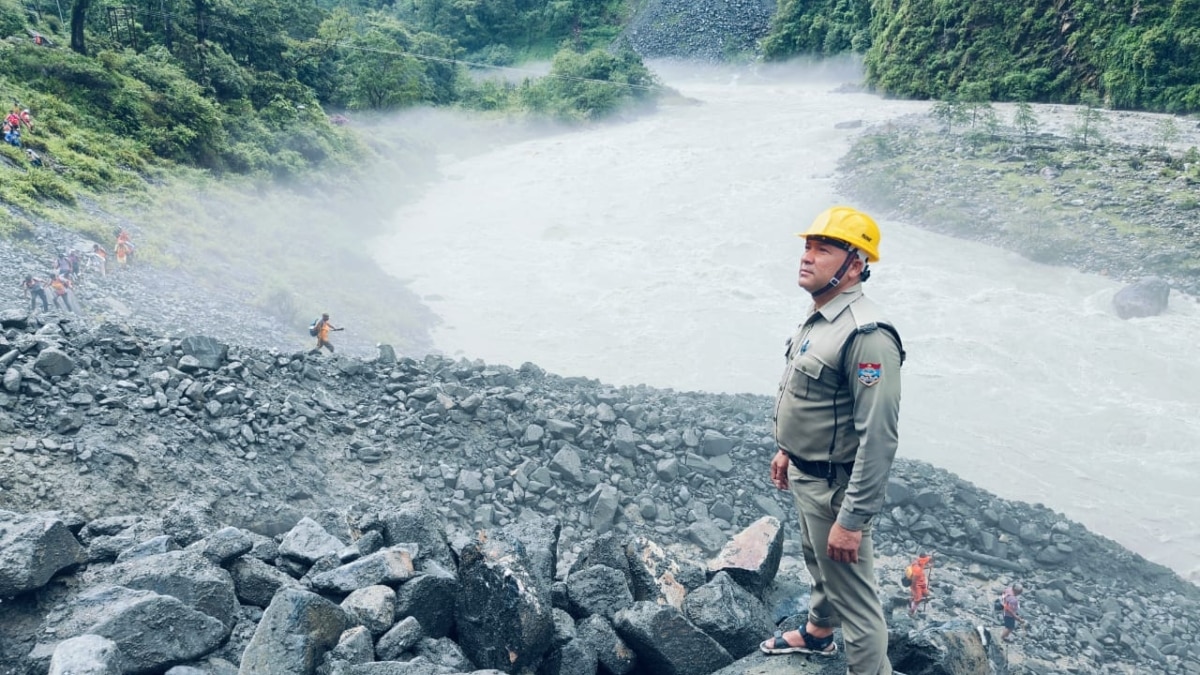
[786,354,831,400]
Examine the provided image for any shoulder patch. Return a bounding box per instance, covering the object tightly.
[857,362,882,387]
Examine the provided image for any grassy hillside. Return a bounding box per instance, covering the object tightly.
[0,0,656,351]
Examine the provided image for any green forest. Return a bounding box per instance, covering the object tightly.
[764,0,1200,114]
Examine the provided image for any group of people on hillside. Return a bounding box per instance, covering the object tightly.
[756,205,1028,673]
[4,106,34,148]
[19,229,137,316]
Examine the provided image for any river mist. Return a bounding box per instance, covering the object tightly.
[375,63,1200,583]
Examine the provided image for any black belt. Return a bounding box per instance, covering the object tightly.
[788,455,854,483]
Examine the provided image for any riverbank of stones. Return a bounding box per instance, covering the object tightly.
[1,315,1198,674]
[837,105,1200,297]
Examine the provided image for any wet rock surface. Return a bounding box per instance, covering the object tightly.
[0,315,1197,675]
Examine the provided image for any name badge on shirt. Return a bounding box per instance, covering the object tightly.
[857,363,882,387]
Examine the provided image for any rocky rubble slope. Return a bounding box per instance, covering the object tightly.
[624,0,776,60]
[1,313,1198,674]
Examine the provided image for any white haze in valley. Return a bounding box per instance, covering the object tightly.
[374,61,1200,583]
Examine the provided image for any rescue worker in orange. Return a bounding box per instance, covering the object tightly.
[311,313,342,354]
[905,553,933,616]
[115,229,134,266]
[49,274,77,313]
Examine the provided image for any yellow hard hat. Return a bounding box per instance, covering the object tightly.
[798,206,881,262]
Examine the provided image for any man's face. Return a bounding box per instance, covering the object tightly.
[798,237,859,294]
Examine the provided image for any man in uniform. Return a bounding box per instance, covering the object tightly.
[759,206,903,675]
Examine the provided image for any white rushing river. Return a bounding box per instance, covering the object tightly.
[375,66,1200,583]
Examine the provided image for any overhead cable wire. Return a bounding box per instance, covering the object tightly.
[133,7,662,92]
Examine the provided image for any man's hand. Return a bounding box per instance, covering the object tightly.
[826,523,862,564]
[770,450,790,490]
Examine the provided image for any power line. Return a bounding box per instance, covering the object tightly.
[132,7,661,93]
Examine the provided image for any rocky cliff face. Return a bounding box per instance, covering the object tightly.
[1,312,1198,675]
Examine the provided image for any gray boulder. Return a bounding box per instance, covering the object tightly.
[378,499,454,570]
[455,530,554,672]
[180,336,228,370]
[32,585,226,675]
[229,555,301,608]
[34,348,76,377]
[308,546,415,594]
[682,571,773,658]
[376,615,423,661]
[1113,277,1171,319]
[279,517,345,565]
[537,637,598,675]
[566,564,634,620]
[188,526,254,565]
[115,535,179,563]
[341,585,396,637]
[576,615,637,675]
[48,634,124,675]
[92,550,238,632]
[613,601,733,675]
[706,516,783,598]
[393,562,458,639]
[326,626,375,665]
[238,588,347,675]
[0,510,85,596]
[887,619,998,674]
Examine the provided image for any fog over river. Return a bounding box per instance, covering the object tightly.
[375,65,1200,583]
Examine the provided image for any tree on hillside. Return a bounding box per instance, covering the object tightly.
[70,0,90,55]
[1012,101,1040,143]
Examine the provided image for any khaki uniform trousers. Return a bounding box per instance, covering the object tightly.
[789,465,892,675]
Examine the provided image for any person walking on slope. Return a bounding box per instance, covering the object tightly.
[92,243,108,276]
[760,206,905,675]
[1000,583,1026,642]
[310,313,342,354]
[115,229,135,266]
[48,274,77,313]
[904,553,934,616]
[22,275,49,313]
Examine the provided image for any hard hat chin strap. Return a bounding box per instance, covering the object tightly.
[811,250,859,299]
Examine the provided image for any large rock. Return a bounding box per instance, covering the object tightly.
[0,510,85,596]
[394,562,459,639]
[179,336,228,370]
[1113,277,1171,319]
[31,585,227,675]
[229,556,301,608]
[378,499,454,570]
[34,348,76,377]
[92,550,238,632]
[707,516,783,598]
[455,530,554,672]
[576,615,637,675]
[887,620,999,675]
[340,585,396,637]
[278,517,345,565]
[566,564,634,620]
[238,588,347,675]
[613,601,733,675]
[682,571,773,658]
[309,546,415,594]
[48,634,124,675]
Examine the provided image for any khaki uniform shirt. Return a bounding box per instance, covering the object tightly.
[774,284,902,530]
